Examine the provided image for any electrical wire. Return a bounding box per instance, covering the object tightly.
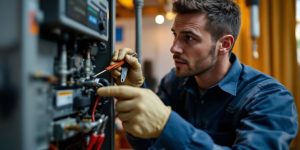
[92,96,100,122]
[49,144,58,150]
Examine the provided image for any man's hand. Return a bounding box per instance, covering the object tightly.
[97,86,171,139]
[111,48,144,87]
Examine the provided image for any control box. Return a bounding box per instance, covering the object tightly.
[0,0,116,149]
[41,0,109,41]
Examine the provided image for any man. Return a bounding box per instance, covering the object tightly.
[97,0,298,149]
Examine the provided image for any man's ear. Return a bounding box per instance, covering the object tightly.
[218,35,234,55]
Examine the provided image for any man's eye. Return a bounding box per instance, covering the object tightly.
[184,35,194,42]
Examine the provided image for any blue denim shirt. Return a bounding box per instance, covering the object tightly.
[127,54,298,150]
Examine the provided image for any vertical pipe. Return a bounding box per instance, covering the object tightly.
[21,0,39,149]
[246,0,260,59]
[108,0,116,149]
[134,0,143,62]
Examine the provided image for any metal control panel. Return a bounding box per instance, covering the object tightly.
[0,0,116,149]
[41,0,109,41]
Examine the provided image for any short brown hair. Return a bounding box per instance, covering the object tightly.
[172,0,241,42]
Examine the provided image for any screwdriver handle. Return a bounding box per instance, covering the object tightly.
[105,60,125,71]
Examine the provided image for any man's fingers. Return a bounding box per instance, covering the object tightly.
[117,48,131,60]
[112,50,120,61]
[117,109,137,122]
[111,70,121,79]
[116,100,136,113]
[97,86,139,99]
[118,113,131,122]
[118,49,127,61]
[122,121,142,138]
[125,55,140,70]
[118,48,135,61]
[117,66,121,71]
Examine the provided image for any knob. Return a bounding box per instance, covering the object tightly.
[98,20,105,31]
[98,12,106,31]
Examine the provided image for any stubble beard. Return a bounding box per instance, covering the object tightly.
[175,44,217,77]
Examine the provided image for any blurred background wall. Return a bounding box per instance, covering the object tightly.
[116,16,174,87]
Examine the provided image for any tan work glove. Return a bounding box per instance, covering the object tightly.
[111,48,144,87]
[97,85,171,139]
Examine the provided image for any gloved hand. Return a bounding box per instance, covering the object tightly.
[111,48,144,87]
[97,85,171,139]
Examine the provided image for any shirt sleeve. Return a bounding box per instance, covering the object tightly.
[150,111,231,150]
[126,110,231,150]
[126,133,154,150]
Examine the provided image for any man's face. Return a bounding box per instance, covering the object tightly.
[170,13,218,77]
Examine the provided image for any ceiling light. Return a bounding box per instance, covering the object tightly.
[155,15,165,24]
[165,11,176,20]
[118,0,133,9]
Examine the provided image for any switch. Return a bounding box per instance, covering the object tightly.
[98,11,106,31]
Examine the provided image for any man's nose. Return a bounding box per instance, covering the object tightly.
[170,40,183,54]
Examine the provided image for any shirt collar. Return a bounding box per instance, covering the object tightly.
[217,53,242,96]
[181,53,242,96]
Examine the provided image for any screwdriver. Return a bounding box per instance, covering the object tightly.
[93,53,136,78]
